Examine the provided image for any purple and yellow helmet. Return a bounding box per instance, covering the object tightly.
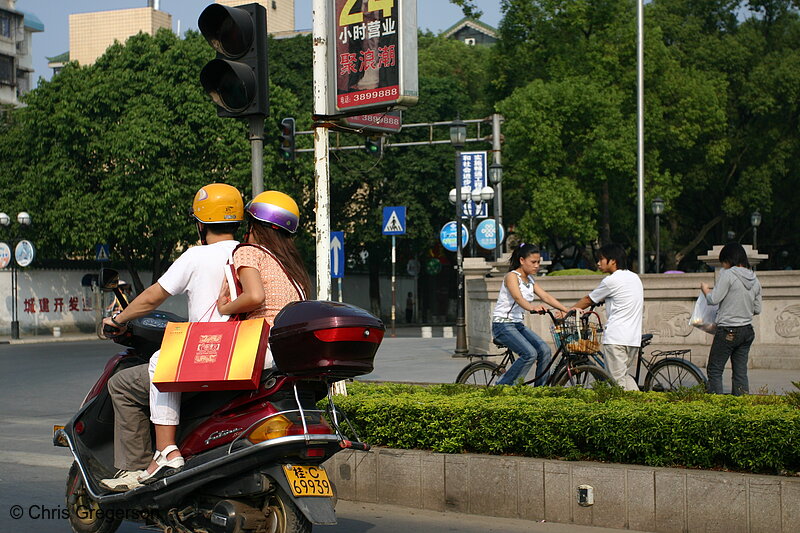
[246,191,300,234]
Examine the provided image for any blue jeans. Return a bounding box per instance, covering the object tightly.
[706,324,754,396]
[492,321,552,386]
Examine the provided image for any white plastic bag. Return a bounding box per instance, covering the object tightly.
[690,294,718,334]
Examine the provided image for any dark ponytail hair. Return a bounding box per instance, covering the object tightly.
[246,215,311,297]
[509,243,540,271]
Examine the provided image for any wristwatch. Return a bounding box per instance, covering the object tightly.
[111,313,128,328]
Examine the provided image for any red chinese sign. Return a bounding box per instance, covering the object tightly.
[339,110,402,133]
[22,295,92,314]
[333,0,417,114]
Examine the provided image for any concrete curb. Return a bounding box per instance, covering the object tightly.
[0,334,99,345]
[324,447,800,532]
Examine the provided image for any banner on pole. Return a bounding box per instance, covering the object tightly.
[332,0,418,115]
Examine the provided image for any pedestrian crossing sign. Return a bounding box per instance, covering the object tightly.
[382,206,406,235]
[95,243,110,262]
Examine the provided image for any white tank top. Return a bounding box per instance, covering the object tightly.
[493,271,536,322]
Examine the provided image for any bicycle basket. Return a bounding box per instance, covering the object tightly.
[558,313,603,355]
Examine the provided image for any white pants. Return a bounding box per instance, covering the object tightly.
[602,344,640,391]
[148,349,181,426]
[148,346,276,426]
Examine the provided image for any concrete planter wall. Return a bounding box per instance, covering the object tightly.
[465,269,800,369]
[325,447,800,532]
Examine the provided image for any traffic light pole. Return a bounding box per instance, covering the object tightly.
[249,116,264,195]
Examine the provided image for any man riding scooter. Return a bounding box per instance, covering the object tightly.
[99,183,243,491]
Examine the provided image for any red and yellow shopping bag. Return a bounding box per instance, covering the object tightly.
[153,319,269,392]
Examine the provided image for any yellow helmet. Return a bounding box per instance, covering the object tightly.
[192,183,244,224]
[246,191,300,233]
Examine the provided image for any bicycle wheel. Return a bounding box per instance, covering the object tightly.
[455,361,501,386]
[644,358,707,392]
[552,364,613,388]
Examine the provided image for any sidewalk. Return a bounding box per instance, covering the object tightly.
[366,327,800,395]
[2,326,798,394]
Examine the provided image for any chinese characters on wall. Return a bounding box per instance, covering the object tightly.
[21,296,93,314]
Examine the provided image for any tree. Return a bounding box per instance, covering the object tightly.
[489,0,737,270]
[0,30,306,291]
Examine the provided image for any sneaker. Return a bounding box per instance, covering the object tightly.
[99,469,146,492]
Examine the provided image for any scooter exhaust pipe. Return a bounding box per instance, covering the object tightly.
[210,500,265,533]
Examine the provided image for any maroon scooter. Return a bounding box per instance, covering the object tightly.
[54,269,382,533]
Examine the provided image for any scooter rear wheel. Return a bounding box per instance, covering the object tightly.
[65,462,121,533]
[263,486,311,533]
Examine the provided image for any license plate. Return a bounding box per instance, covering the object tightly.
[283,465,333,497]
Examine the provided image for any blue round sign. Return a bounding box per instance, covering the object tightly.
[439,222,469,252]
[475,219,505,250]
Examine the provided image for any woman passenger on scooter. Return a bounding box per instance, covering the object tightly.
[216,190,311,337]
[492,244,570,386]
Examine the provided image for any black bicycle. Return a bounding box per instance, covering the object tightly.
[456,309,707,391]
[455,310,613,388]
[553,305,707,391]
[614,333,707,392]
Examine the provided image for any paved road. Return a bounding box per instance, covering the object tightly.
[0,340,640,533]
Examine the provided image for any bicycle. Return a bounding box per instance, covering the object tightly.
[554,304,706,391]
[456,308,708,391]
[583,332,707,391]
[455,309,613,388]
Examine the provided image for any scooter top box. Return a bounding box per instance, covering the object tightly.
[270,300,385,377]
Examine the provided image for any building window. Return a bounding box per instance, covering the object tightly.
[464,37,476,46]
[1,11,13,39]
[16,70,29,96]
[0,55,15,86]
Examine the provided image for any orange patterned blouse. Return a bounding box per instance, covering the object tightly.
[232,245,304,325]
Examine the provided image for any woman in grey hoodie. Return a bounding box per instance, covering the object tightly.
[700,242,762,395]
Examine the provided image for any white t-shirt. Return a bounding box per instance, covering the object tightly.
[157,240,239,322]
[588,269,643,347]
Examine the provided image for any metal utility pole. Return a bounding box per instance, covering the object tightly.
[637,0,645,274]
[312,0,331,301]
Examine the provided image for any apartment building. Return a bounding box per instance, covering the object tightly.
[48,1,297,76]
[0,0,44,106]
[68,6,172,67]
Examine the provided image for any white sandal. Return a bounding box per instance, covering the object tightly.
[138,444,185,482]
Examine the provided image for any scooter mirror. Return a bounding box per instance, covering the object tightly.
[99,269,120,290]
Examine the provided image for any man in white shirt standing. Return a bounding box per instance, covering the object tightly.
[99,183,243,491]
[573,243,644,390]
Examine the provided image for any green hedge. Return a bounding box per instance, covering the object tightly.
[546,268,603,276]
[329,383,800,475]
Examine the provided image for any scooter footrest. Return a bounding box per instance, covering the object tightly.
[339,440,370,452]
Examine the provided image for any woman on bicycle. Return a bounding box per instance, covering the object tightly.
[492,243,570,386]
[700,242,762,395]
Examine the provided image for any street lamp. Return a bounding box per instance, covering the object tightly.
[450,116,468,354]
[467,186,495,256]
[651,197,664,273]
[750,210,761,250]
[0,211,32,339]
[489,162,503,262]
